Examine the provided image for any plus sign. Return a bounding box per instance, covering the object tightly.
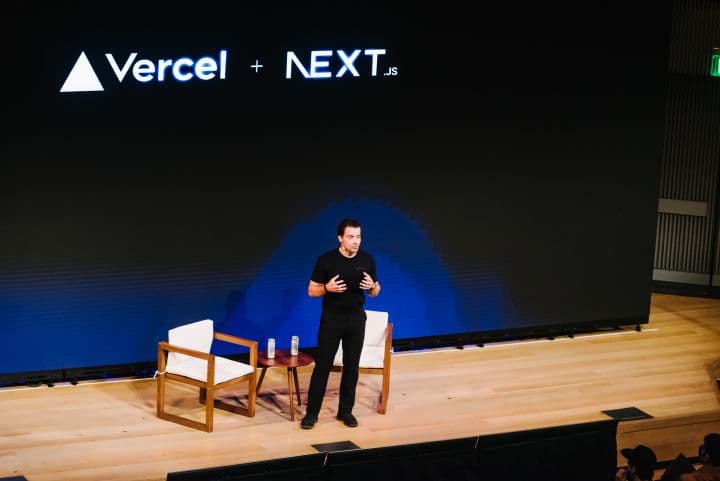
[250,60,263,73]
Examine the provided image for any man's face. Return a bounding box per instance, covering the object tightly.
[338,226,361,255]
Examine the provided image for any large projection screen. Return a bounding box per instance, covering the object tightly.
[0,5,671,376]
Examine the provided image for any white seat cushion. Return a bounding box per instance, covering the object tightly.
[165,319,255,383]
[167,355,254,383]
[334,310,389,369]
[213,357,254,383]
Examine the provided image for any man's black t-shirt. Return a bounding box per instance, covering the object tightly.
[311,249,378,318]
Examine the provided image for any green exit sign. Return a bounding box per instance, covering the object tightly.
[712,52,720,77]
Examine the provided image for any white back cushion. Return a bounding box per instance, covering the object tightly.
[334,310,389,368]
[165,319,214,381]
[364,310,389,347]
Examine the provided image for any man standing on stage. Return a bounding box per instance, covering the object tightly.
[301,218,381,429]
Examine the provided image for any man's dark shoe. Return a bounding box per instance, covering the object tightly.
[301,414,318,430]
[336,412,358,428]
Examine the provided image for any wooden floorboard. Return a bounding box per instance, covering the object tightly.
[1,293,719,481]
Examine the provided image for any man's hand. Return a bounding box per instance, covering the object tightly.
[360,272,375,291]
[325,274,347,293]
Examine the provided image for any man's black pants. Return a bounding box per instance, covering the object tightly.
[305,313,365,417]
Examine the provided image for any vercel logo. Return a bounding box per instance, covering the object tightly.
[60,50,228,93]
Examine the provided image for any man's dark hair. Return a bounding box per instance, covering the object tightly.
[337,218,361,236]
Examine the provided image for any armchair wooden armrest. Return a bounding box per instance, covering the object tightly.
[213,332,258,367]
[158,341,212,360]
[157,341,217,385]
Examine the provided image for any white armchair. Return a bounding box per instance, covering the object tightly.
[332,310,393,414]
[156,319,257,432]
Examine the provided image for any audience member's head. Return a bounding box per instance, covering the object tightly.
[700,433,720,466]
[679,433,720,481]
[621,444,657,481]
[659,453,695,481]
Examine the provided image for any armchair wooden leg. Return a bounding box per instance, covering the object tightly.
[158,379,211,432]
[205,387,215,432]
[157,343,167,418]
[378,371,390,414]
[157,375,165,417]
[199,387,206,403]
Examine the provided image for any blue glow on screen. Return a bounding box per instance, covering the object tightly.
[217,199,464,354]
[0,198,510,374]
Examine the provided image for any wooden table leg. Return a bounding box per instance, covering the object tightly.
[286,367,295,421]
[256,367,267,392]
[292,367,301,406]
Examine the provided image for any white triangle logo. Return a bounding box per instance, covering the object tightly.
[60,51,104,93]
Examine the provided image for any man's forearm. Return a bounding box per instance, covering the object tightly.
[308,281,326,297]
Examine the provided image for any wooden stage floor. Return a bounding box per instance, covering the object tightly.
[1,293,719,481]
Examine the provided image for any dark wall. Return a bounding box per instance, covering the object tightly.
[653,0,720,290]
